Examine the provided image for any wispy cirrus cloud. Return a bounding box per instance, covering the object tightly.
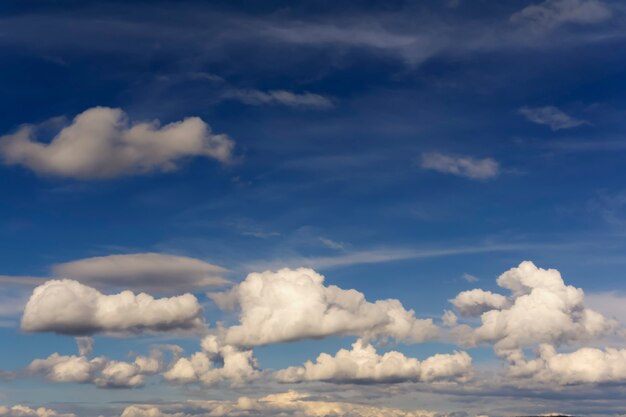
[511,0,612,29]
[223,89,333,109]
[419,152,500,180]
[519,106,588,130]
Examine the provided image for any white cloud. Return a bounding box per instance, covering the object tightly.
[452,261,617,354]
[461,273,479,283]
[441,310,458,327]
[511,0,612,28]
[162,335,259,387]
[21,279,205,335]
[53,253,229,294]
[505,344,626,385]
[0,405,76,417]
[117,391,442,417]
[209,267,438,347]
[420,153,499,180]
[224,89,333,109]
[519,106,588,130]
[0,107,235,179]
[450,289,509,317]
[27,349,162,388]
[275,339,472,384]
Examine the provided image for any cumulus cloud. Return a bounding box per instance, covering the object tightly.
[419,153,499,180]
[117,391,442,417]
[505,344,626,385]
[27,349,162,388]
[162,335,259,387]
[518,106,588,130]
[0,405,76,417]
[0,107,235,179]
[452,261,616,354]
[21,279,204,335]
[450,289,509,317]
[224,89,333,109]
[53,253,229,294]
[511,0,612,28]
[275,339,472,384]
[209,268,438,347]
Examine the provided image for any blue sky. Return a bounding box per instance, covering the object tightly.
[2,1,626,416]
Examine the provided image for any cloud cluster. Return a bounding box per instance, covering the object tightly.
[518,106,588,130]
[505,344,626,385]
[511,0,612,28]
[163,335,259,387]
[0,107,235,179]
[27,349,161,388]
[419,153,499,180]
[452,261,616,354]
[53,253,229,294]
[0,405,75,417]
[21,279,204,335]
[275,339,472,384]
[225,89,333,109]
[210,267,438,347]
[118,391,442,417]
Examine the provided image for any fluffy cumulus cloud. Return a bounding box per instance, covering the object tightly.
[224,89,333,109]
[53,253,229,294]
[452,261,616,354]
[0,405,75,417]
[419,153,499,180]
[27,347,162,388]
[163,335,259,387]
[209,268,438,347]
[518,106,588,130]
[450,289,509,317]
[511,0,612,28]
[117,391,442,417]
[21,279,204,335]
[275,339,472,384]
[0,107,235,179]
[505,344,626,385]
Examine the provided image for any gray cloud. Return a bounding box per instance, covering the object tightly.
[420,153,500,180]
[223,89,333,109]
[519,106,588,130]
[511,0,612,29]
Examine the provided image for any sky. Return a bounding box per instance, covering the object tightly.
[1,0,626,416]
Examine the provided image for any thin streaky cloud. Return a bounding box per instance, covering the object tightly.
[519,106,588,130]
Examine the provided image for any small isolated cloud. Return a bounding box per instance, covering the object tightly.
[420,152,499,180]
[53,253,229,294]
[462,273,479,283]
[0,107,235,179]
[209,267,438,347]
[21,279,205,335]
[519,106,588,130]
[451,261,617,355]
[275,338,472,384]
[224,89,333,110]
[511,0,611,28]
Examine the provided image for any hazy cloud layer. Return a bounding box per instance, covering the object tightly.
[420,153,499,180]
[0,107,235,179]
[210,267,438,347]
[53,253,229,294]
[21,279,205,335]
[275,339,472,384]
[519,106,588,130]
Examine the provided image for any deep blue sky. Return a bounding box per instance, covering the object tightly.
[1,1,626,416]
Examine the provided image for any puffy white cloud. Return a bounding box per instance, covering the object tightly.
[0,405,75,417]
[511,0,611,28]
[53,253,229,294]
[450,289,509,317]
[505,344,626,385]
[210,268,438,347]
[419,153,499,180]
[118,391,441,417]
[518,106,588,130]
[163,335,259,387]
[276,339,472,384]
[21,279,204,335]
[0,107,235,179]
[224,89,333,109]
[27,348,162,388]
[453,261,616,354]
